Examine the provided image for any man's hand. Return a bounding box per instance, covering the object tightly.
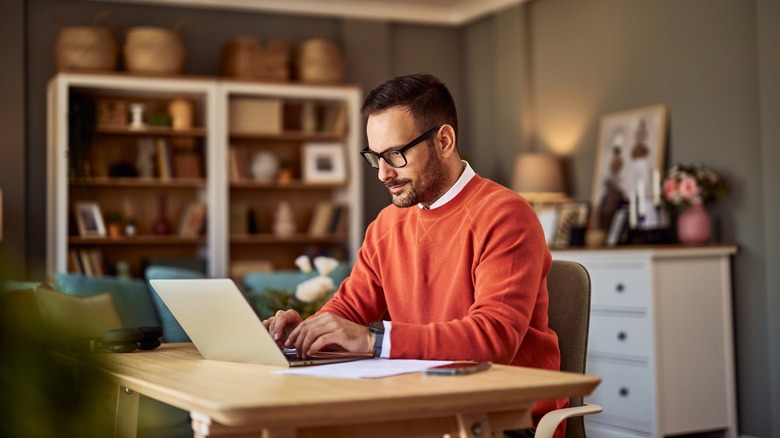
[285,313,374,358]
[262,309,303,348]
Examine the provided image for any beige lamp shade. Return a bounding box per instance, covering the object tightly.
[512,153,567,203]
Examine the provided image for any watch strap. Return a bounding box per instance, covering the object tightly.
[369,321,384,358]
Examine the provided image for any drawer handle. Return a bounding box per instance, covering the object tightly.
[619,387,630,397]
[617,331,627,341]
[615,283,625,293]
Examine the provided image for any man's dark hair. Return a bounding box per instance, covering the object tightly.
[361,73,458,139]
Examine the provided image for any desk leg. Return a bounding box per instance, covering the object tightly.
[111,385,139,438]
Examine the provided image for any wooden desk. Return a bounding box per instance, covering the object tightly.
[55,343,600,438]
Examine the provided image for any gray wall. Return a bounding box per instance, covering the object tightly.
[468,0,776,436]
[756,0,780,436]
[0,0,27,279]
[5,0,778,435]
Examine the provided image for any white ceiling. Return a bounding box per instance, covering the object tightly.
[90,0,529,25]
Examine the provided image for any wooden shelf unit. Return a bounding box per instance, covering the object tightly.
[47,73,363,280]
[218,81,363,275]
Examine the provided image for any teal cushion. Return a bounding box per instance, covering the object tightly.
[243,263,352,293]
[54,273,159,328]
[144,266,206,343]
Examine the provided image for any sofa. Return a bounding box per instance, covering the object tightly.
[0,263,351,437]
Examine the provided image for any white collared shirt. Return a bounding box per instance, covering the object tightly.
[380,161,475,358]
[419,161,476,210]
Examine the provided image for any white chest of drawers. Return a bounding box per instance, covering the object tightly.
[552,245,738,438]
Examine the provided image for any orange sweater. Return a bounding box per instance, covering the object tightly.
[321,175,567,434]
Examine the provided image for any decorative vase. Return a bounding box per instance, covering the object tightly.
[168,96,193,130]
[251,151,279,182]
[677,203,712,245]
[152,195,171,235]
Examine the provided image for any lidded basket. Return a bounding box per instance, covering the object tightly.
[53,13,118,72]
[124,26,186,75]
[295,39,346,84]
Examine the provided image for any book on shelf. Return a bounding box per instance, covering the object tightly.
[308,202,335,237]
[230,203,249,235]
[171,139,202,179]
[68,249,82,274]
[321,103,347,135]
[155,138,173,181]
[72,248,106,277]
[328,205,347,235]
[228,146,246,182]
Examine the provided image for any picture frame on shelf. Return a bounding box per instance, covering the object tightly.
[302,143,346,184]
[74,202,106,237]
[533,204,560,247]
[553,201,590,248]
[591,104,668,232]
[178,202,207,237]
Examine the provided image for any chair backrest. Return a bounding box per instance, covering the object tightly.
[546,260,592,438]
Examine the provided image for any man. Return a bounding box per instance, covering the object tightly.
[264,73,566,436]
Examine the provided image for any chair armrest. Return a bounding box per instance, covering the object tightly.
[535,403,603,438]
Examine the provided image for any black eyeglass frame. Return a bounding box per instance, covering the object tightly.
[360,125,442,169]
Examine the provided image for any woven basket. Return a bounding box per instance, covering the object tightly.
[221,37,289,81]
[295,39,346,84]
[124,27,186,75]
[54,25,118,72]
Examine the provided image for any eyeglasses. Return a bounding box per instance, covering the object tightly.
[360,125,442,169]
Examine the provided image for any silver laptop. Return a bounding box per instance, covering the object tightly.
[149,278,371,367]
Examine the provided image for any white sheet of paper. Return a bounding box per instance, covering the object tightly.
[273,359,453,379]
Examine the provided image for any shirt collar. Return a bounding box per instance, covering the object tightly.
[419,161,476,210]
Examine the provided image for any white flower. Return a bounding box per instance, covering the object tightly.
[294,255,313,274]
[295,276,334,303]
[313,256,339,277]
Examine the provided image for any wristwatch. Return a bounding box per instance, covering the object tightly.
[369,321,384,358]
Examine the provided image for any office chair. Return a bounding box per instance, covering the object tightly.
[536,260,603,438]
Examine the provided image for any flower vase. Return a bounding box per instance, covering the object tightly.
[676,203,712,245]
[152,195,171,235]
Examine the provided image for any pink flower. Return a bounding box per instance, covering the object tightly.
[678,174,702,204]
[663,178,679,203]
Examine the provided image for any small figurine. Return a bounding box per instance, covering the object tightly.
[273,201,295,237]
[136,138,155,178]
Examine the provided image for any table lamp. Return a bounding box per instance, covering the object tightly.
[512,153,567,204]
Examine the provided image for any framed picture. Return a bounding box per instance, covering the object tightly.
[302,143,346,184]
[591,104,668,231]
[553,201,590,248]
[534,204,560,247]
[74,202,106,237]
[178,202,207,237]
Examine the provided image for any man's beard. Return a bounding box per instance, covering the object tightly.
[386,147,450,208]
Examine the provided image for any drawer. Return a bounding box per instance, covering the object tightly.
[585,422,652,438]
[585,358,653,431]
[589,314,652,358]
[591,263,651,311]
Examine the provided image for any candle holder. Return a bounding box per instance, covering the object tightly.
[128,103,147,130]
